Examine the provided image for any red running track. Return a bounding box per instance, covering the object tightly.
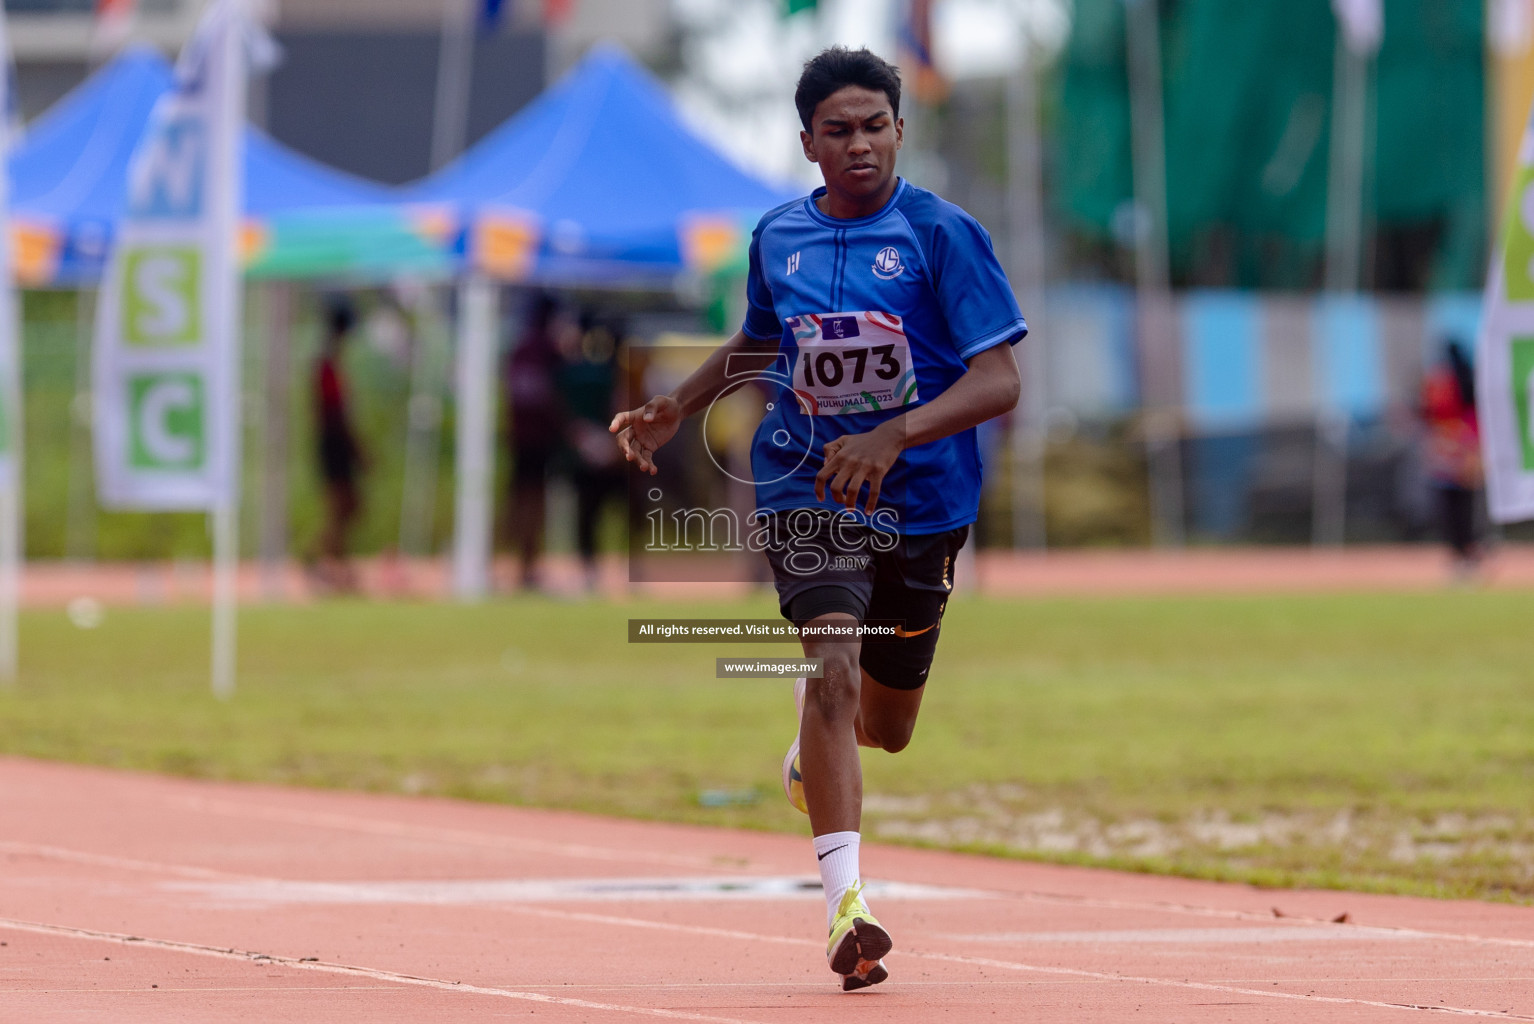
[2,756,1532,1023]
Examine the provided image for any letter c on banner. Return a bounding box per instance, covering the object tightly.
[138,378,197,465]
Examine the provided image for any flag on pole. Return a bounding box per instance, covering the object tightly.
[92,0,251,510]
[1478,101,1534,523]
[1330,0,1383,55]
[898,0,947,105]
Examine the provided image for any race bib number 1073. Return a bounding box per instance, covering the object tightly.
[786,311,920,416]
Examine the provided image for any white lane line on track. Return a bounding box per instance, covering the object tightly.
[993,889,1534,951]
[935,926,1417,944]
[0,841,269,883]
[159,796,752,870]
[489,904,1534,1020]
[0,917,772,1024]
[163,875,981,905]
[12,829,1533,955]
[4,898,1530,1019]
[909,949,1534,1020]
[140,799,1534,954]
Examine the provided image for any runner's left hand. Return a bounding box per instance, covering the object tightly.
[815,421,904,514]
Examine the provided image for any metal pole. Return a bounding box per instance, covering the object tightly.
[1006,47,1048,550]
[451,275,497,600]
[0,301,20,685]
[1315,34,1373,547]
[430,0,476,172]
[212,3,249,700]
[1123,0,1184,546]
[0,3,22,684]
[399,286,451,559]
[1324,37,1369,294]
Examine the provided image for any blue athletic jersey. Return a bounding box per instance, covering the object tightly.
[740,178,1027,535]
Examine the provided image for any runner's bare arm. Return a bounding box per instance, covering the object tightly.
[816,341,1022,512]
[609,329,780,475]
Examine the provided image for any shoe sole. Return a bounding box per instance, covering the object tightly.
[828,917,893,976]
[841,959,889,992]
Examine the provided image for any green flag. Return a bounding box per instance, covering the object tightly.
[782,0,818,15]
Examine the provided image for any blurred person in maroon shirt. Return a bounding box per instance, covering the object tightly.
[506,292,565,591]
[1421,340,1483,577]
[312,296,368,592]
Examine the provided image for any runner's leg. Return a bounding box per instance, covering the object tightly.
[798,612,863,836]
[855,671,924,753]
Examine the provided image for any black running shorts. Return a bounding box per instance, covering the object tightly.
[760,509,968,690]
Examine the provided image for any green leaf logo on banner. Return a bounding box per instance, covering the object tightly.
[1513,337,1534,471]
[128,372,206,470]
[123,246,203,347]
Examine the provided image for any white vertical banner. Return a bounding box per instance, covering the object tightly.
[92,0,263,695]
[0,4,22,684]
[1478,106,1534,523]
[93,0,246,510]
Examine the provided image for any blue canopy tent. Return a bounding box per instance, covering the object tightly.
[10,47,449,285]
[402,45,799,596]
[404,44,795,285]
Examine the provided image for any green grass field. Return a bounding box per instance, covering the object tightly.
[2,590,1532,901]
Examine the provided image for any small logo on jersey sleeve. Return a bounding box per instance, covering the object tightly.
[872,246,905,280]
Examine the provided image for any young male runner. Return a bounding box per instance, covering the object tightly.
[611,47,1025,990]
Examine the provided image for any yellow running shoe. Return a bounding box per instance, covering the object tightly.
[826,882,892,980]
[781,676,808,814]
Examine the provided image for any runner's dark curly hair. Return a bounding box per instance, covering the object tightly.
[794,47,902,133]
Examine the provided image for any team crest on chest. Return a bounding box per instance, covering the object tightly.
[872,246,905,280]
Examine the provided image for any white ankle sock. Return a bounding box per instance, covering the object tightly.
[813,830,862,928]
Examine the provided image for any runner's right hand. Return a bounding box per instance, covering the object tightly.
[609,396,682,476]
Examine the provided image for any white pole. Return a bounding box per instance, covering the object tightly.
[212,2,248,699]
[451,275,497,600]
[0,489,18,685]
[1315,31,1374,547]
[1006,45,1048,550]
[1124,0,1184,547]
[430,0,476,172]
[0,310,18,685]
[0,6,20,684]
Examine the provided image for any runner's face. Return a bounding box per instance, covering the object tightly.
[801,86,902,214]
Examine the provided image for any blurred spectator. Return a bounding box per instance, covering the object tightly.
[1421,340,1483,577]
[557,312,626,592]
[312,295,368,592]
[506,292,565,591]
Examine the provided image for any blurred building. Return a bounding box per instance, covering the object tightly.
[8,0,199,117]
[8,0,675,185]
